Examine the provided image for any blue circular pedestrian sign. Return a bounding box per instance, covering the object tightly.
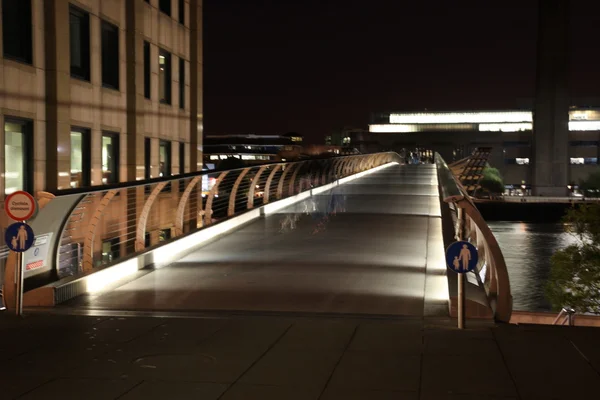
[445,241,478,273]
[5,222,35,253]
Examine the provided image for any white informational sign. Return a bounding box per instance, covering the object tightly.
[23,233,53,272]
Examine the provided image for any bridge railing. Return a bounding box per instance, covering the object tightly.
[1,152,401,307]
[435,153,513,322]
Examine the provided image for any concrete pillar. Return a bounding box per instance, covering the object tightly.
[125,0,147,183]
[532,0,570,196]
[190,0,203,172]
[124,0,149,256]
[44,0,71,191]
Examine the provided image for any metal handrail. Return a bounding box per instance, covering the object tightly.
[553,307,576,326]
[435,153,513,323]
[1,152,402,308]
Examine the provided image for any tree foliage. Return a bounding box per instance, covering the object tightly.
[545,204,600,313]
[479,167,504,195]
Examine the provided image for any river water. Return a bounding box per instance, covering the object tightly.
[487,222,578,312]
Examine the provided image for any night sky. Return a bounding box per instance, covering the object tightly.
[203,0,600,143]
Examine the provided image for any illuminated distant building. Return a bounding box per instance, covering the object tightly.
[203,134,304,168]
[367,108,600,192]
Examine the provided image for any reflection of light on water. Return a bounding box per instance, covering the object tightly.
[488,222,575,312]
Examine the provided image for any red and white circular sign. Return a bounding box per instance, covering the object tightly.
[4,191,36,221]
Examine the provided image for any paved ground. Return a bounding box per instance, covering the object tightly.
[1,313,600,399]
[71,165,448,317]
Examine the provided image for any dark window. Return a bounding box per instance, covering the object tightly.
[569,141,599,147]
[145,232,151,247]
[178,0,185,24]
[144,41,151,99]
[101,132,120,184]
[159,0,171,16]
[2,0,32,64]
[4,118,33,195]
[144,137,151,180]
[179,142,185,175]
[179,142,185,191]
[70,127,91,188]
[144,137,151,194]
[159,49,171,104]
[502,141,530,147]
[179,58,185,109]
[69,6,90,81]
[101,21,119,89]
[586,158,598,165]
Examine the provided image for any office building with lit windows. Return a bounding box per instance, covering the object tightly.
[0,0,203,195]
[366,108,600,192]
[0,0,203,265]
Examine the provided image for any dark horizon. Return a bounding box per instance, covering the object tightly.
[203,0,600,143]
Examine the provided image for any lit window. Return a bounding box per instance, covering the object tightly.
[569,121,600,131]
[102,132,119,184]
[101,238,120,264]
[389,111,532,124]
[159,49,172,104]
[479,123,532,132]
[159,140,171,177]
[4,119,32,195]
[70,128,90,188]
[516,158,529,165]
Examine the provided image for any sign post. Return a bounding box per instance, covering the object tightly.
[4,191,37,316]
[445,209,478,329]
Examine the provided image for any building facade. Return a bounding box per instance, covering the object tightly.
[366,109,600,194]
[0,0,203,278]
[0,0,203,197]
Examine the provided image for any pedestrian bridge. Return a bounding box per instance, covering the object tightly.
[1,153,512,322]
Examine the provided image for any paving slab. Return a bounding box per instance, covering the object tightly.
[16,378,140,400]
[1,313,600,399]
[118,381,228,400]
[219,383,321,400]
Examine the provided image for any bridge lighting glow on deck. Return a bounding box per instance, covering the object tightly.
[389,111,532,124]
[478,123,532,132]
[86,258,139,293]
